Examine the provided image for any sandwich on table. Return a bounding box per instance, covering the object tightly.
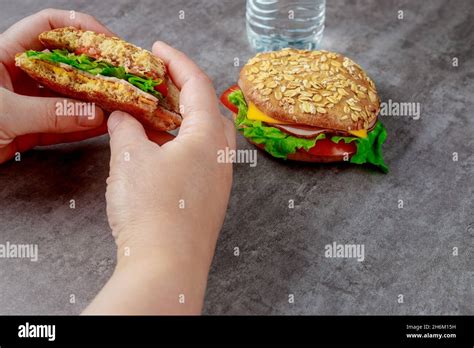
[221,48,388,172]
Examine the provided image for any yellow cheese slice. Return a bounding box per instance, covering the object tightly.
[348,129,368,138]
[247,102,291,124]
[248,102,368,138]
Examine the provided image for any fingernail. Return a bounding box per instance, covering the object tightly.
[78,106,104,126]
[107,111,126,134]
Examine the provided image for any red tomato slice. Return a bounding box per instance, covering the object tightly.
[302,137,357,157]
[220,84,357,159]
[154,82,168,98]
[220,85,240,114]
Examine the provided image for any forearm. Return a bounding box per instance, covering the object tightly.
[83,225,215,315]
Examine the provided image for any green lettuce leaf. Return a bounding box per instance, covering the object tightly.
[228,88,248,125]
[240,118,327,159]
[229,89,325,159]
[331,121,388,173]
[228,89,388,172]
[26,49,163,99]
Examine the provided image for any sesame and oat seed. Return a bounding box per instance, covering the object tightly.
[242,48,379,127]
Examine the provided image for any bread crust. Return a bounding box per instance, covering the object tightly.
[16,53,182,131]
[240,48,380,131]
[39,27,165,79]
[38,27,180,115]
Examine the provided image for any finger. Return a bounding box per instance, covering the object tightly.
[152,41,223,135]
[36,120,108,146]
[108,111,153,164]
[0,121,107,164]
[0,63,13,90]
[177,75,223,136]
[0,88,104,136]
[2,9,115,53]
[42,9,115,36]
[152,41,206,89]
[0,134,38,164]
[222,116,236,151]
[1,9,116,81]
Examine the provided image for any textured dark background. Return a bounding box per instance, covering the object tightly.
[0,0,472,314]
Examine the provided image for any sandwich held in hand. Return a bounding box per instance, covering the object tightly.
[15,27,181,131]
[221,48,388,172]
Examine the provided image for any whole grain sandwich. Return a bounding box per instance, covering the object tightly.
[221,48,388,172]
[15,27,181,131]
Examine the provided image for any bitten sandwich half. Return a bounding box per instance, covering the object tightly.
[221,48,388,172]
[15,27,181,131]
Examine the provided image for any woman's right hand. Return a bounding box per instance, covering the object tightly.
[84,42,236,314]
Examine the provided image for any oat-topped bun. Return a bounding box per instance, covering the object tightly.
[239,48,380,131]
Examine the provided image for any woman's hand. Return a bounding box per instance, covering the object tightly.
[0,9,114,163]
[84,42,236,315]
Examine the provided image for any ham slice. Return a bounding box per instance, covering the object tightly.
[272,124,327,138]
[268,117,378,138]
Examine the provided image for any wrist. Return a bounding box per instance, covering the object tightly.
[87,241,209,314]
[114,221,215,277]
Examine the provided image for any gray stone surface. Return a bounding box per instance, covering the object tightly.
[0,0,472,315]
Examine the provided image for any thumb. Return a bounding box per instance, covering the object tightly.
[0,88,104,136]
[107,111,152,166]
